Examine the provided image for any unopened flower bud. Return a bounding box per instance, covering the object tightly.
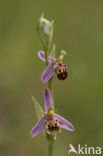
[38,15,53,36]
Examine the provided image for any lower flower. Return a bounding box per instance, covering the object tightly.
[31,88,74,139]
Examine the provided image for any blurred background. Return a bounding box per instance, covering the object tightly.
[0,0,103,156]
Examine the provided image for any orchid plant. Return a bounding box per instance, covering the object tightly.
[31,14,74,156]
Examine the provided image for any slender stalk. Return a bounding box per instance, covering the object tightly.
[48,135,54,156]
[48,77,53,95]
[45,49,49,66]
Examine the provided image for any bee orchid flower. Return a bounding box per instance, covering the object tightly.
[31,88,74,138]
[38,50,68,83]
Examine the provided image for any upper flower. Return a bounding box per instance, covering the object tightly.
[31,88,74,138]
[38,50,68,83]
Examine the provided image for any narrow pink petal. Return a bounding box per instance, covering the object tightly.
[31,116,46,137]
[41,62,55,83]
[55,114,74,131]
[44,88,53,112]
[38,51,55,63]
[38,51,46,62]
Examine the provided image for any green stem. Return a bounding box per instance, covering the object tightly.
[48,135,54,156]
[48,77,53,95]
[45,49,48,66]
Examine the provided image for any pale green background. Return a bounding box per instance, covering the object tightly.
[0,0,103,156]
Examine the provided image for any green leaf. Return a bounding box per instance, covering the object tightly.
[50,44,56,58]
[32,96,44,120]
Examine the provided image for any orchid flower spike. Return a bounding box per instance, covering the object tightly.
[31,88,74,139]
[38,50,68,83]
